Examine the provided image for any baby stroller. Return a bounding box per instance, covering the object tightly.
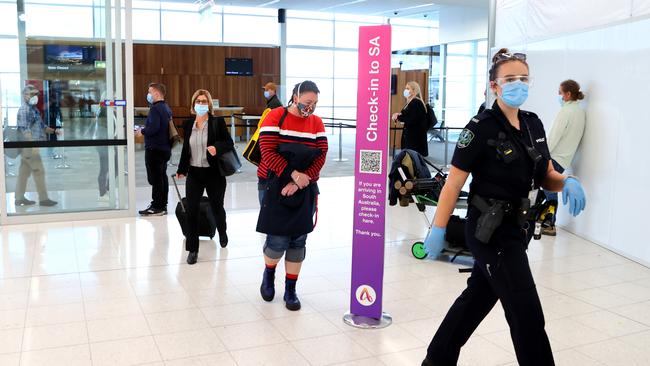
[388,150,471,263]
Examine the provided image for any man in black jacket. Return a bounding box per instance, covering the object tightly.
[263,82,283,109]
[136,82,172,216]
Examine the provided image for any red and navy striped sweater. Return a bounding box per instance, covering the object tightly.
[257,107,328,181]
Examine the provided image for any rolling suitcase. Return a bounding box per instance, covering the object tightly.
[171,174,218,239]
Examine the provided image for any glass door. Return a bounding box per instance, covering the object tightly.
[0,0,133,221]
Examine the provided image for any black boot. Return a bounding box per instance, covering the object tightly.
[186,251,198,265]
[260,267,275,302]
[219,232,228,248]
[283,278,301,311]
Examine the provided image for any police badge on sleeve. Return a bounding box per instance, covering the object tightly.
[457,128,475,149]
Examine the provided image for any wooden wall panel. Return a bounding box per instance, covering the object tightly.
[134,44,280,117]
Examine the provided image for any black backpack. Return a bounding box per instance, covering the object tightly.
[426,103,438,129]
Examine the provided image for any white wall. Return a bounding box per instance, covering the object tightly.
[439,5,488,44]
[495,0,650,266]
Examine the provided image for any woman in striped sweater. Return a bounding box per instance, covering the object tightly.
[257,81,328,311]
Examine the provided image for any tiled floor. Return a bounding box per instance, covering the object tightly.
[1,176,650,365]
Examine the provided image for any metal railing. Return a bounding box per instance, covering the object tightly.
[227,114,464,166]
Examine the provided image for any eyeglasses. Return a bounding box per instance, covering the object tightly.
[495,75,533,86]
[493,52,527,63]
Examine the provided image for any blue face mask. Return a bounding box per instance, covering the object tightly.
[499,81,528,108]
[146,93,154,104]
[264,90,271,99]
[194,104,209,116]
[557,95,565,106]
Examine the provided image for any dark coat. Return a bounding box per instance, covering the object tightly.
[176,116,234,176]
[398,98,429,156]
[257,143,321,236]
[265,94,283,109]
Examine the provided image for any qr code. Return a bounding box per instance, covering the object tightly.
[359,150,382,174]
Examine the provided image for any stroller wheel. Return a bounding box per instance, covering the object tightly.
[411,242,427,259]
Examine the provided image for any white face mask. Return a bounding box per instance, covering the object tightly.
[28,95,38,105]
[403,89,410,98]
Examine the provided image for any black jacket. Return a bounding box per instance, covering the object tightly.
[266,94,283,109]
[143,100,172,151]
[257,143,321,236]
[398,99,429,156]
[177,116,234,176]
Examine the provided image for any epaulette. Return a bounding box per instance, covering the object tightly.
[521,110,540,119]
[470,110,492,123]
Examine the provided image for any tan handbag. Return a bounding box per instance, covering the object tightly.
[169,118,181,147]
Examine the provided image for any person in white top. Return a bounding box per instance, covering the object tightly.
[542,79,586,235]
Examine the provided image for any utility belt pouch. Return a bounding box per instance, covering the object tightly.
[472,195,505,243]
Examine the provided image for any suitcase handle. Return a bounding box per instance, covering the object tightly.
[170,174,186,213]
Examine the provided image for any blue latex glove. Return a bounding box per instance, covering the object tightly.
[562,177,586,217]
[424,226,446,259]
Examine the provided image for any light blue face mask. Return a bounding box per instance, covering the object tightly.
[264,90,271,99]
[146,93,154,104]
[557,95,565,106]
[194,104,209,116]
[499,81,529,108]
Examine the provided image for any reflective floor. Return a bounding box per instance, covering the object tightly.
[1,177,650,365]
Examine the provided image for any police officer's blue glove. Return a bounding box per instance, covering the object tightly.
[424,226,446,259]
[562,177,586,217]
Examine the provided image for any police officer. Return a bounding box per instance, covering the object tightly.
[420,48,586,366]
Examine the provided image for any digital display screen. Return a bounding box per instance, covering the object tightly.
[225,58,253,76]
[44,45,102,73]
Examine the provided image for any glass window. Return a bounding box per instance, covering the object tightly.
[160,10,221,42]
[333,79,357,107]
[25,4,94,38]
[223,15,278,45]
[390,18,438,28]
[223,6,276,16]
[333,106,357,120]
[446,78,473,108]
[131,9,160,40]
[5,146,129,215]
[333,50,358,79]
[392,25,437,51]
[335,22,363,49]
[0,39,19,73]
[448,42,473,55]
[334,13,384,24]
[286,10,334,20]
[444,108,472,128]
[285,77,334,108]
[447,56,474,76]
[25,0,95,5]
[391,54,431,71]
[0,73,21,110]
[286,48,333,79]
[0,3,17,36]
[133,0,161,10]
[287,18,333,47]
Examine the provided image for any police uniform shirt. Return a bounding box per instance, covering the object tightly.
[451,101,551,201]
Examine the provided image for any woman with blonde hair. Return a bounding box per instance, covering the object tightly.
[392,81,429,156]
[175,89,233,264]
